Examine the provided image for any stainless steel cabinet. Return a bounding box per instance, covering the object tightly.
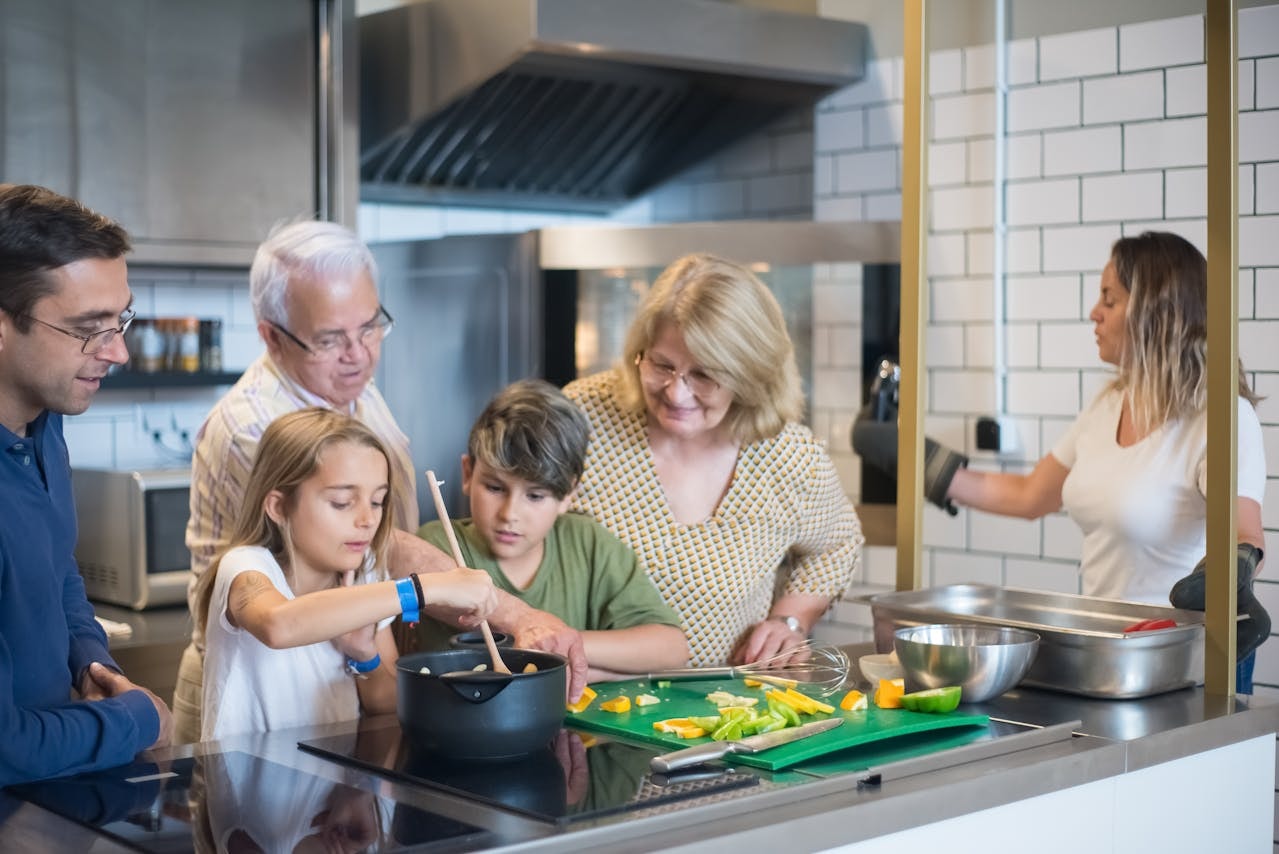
[0,0,338,266]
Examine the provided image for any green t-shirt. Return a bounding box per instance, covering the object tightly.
[414,511,683,651]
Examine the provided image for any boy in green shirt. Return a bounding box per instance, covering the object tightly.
[417,379,688,679]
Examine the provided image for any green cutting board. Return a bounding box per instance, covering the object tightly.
[566,677,988,771]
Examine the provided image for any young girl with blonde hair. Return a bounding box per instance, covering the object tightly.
[195,407,496,741]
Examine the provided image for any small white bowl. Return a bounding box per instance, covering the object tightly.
[859,652,905,684]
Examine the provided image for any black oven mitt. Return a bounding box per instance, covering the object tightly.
[851,404,967,516]
[1169,543,1270,661]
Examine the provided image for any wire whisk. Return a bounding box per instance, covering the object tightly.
[646,640,851,697]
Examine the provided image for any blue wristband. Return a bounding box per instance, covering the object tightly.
[347,653,381,676]
[396,577,420,623]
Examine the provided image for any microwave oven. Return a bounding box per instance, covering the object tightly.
[71,468,192,610]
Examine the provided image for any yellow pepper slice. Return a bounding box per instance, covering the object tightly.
[566,685,598,713]
[600,696,631,713]
[839,689,868,711]
[874,678,905,709]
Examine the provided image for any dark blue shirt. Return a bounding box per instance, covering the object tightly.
[0,411,159,785]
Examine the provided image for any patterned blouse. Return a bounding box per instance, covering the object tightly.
[565,371,863,665]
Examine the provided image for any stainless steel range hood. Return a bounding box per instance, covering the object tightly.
[359,0,867,212]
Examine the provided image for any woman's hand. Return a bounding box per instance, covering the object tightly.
[730,619,809,667]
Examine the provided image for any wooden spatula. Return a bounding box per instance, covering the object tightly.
[425,470,510,674]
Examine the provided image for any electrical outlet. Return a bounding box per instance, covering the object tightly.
[975,415,1019,454]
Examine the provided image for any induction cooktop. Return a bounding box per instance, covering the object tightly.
[298,722,761,825]
[8,751,488,853]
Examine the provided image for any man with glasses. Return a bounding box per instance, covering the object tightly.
[0,184,173,785]
[173,220,588,743]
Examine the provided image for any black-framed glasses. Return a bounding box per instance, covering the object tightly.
[269,305,394,360]
[22,307,136,355]
[635,352,721,397]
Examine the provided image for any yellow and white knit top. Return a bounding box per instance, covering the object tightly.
[565,371,863,665]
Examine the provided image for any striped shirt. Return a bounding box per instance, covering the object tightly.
[565,371,863,666]
[185,353,417,650]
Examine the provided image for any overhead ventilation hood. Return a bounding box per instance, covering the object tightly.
[359,0,867,212]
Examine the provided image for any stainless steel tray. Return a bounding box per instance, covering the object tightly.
[860,584,1206,699]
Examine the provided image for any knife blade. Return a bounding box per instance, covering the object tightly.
[650,717,844,773]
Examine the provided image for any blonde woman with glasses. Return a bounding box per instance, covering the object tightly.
[565,254,864,668]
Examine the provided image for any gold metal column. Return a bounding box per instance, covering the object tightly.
[1204,0,1240,697]
[896,0,928,592]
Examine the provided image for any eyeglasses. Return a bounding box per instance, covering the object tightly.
[636,352,721,397]
[269,305,394,360]
[22,307,136,355]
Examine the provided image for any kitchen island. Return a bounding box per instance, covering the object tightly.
[2,673,1274,852]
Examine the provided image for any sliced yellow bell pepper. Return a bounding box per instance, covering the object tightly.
[600,696,631,713]
[652,718,707,739]
[566,685,598,713]
[874,678,905,709]
[839,689,868,711]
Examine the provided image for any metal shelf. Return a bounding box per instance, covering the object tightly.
[100,371,241,390]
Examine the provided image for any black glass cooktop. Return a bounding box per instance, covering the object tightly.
[8,751,488,853]
[299,722,760,825]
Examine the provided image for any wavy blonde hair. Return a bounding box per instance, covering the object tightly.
[193,408,396,636]
[1109,231,1259,434]
[616,253,804,444]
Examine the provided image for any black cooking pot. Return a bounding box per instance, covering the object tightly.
[396,648,567,759]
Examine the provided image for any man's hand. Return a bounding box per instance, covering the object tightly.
[495,600,588,702]
[83,662,174,750]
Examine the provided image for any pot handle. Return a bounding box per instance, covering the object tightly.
[439,671,514,703]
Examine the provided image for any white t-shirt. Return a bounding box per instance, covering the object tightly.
[1052,389,1266,605]
[202,546,382,742]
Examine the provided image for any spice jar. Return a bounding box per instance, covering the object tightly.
[199,319,223,372]
[177,317,200,373]
[132,318,164,373]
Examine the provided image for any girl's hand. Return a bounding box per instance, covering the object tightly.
[332,622,378,663]
[419,568,499,621]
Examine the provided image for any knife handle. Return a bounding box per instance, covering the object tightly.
[650,741,738,773]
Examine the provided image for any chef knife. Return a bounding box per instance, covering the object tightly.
[650,717,844,773]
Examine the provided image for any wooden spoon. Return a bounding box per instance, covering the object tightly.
[425,470,511,675]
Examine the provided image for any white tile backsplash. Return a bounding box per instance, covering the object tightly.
[1043,126,1122,176]
[1083,71,1165,125]
[1005,274,1083,321]
[865,103,904,148]
[932,185,994,231]
[835,149,898,194]
[1240,109,1279,163]
[1039,27,1118,82]
[1123,116,1207,169]
[1005,177,1080,226]
[1041,224,1115,273]
[1119,15,1203,71]
[816,110,865,152]
[1081,171,1164,222]
[933,92,996,140]
[1259,58,1279,109]
[1007,81,1080,132]
[1165,64,1207,117]
[1240,4,1279,59]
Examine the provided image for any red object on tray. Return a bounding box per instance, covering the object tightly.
[1122,618,1178,633]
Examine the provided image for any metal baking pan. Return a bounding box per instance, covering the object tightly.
[860,584,1205,699]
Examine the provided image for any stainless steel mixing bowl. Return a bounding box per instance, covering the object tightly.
[893,624,1040,703]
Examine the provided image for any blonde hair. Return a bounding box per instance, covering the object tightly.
[194,408,396,636]
[617,253,804,444]
[1108,231,1260,433]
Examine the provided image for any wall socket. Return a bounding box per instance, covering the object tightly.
[975,415,1019,454]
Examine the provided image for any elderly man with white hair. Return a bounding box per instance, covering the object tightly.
[170,221,587,744]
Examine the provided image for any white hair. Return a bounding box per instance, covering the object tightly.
[249,220,379,325]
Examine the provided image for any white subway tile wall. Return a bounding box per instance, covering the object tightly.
[811,3,1279,701]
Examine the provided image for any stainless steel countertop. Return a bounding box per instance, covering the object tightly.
[5,678,1275,853]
